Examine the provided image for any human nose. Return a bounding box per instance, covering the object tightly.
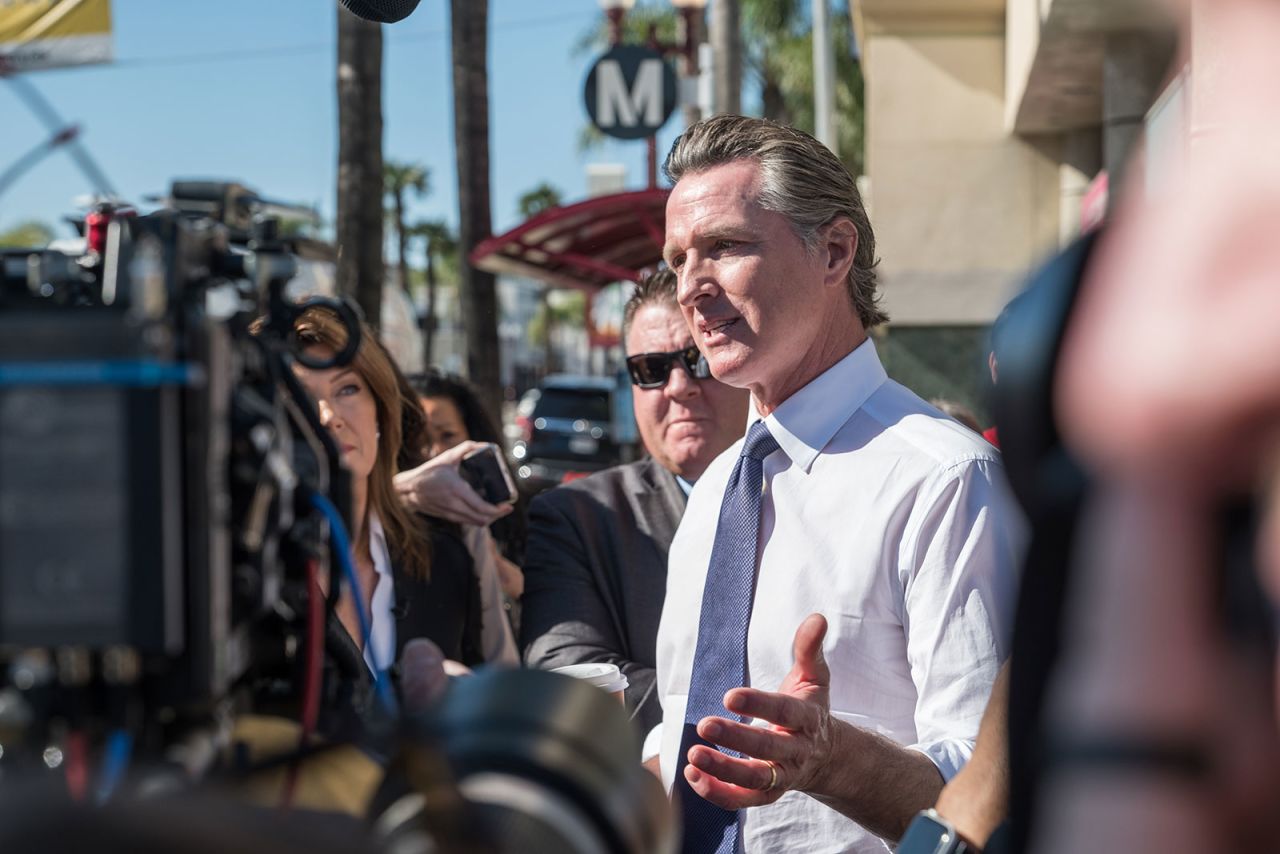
[317,398,343,430]
[664,360,700,401]
[676,255,718,308]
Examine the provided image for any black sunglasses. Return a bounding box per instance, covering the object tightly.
[626,345,712,389]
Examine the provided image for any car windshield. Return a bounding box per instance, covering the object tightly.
[536,389,611,423]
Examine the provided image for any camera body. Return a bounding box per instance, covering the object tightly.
[0,188,675,854]
[0,194,355,758]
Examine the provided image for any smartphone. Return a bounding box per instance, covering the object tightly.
[458,443,518,506]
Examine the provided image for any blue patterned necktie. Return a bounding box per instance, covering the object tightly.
[675,420,780,854]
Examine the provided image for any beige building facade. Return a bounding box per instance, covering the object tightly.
[854,0,1174,419]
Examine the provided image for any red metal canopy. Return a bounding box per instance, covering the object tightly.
[470,188,670,291]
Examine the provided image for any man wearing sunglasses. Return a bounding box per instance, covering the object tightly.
[520,270,749,736]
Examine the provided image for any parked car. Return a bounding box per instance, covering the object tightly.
[510,373,638,493]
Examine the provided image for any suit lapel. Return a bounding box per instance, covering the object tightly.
[631,457,687,543]
[387,540,418,661]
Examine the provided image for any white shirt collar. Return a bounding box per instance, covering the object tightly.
[367,512,392,580]
[364,511,396,674]
[754,337,887,473]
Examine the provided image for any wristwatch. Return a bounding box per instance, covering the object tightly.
[897,809,972,854]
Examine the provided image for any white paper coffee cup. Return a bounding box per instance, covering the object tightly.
[551,662,629,703]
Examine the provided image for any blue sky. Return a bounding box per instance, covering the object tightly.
[0,0,687,244]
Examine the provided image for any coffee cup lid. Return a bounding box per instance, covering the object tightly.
[551,662,623,689]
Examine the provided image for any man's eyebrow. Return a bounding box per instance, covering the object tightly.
[702,225,752,241]
[663,225,752,261]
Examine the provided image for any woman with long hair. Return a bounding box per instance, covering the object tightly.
[289,308,485,675]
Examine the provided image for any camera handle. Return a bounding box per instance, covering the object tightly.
[286,297,362,370]
[245,215,362,371]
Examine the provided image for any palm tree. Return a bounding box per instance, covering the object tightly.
[449,0,503,424]
[336,6,385,327]
[743,0,864,174]
[516,182,564,372]
[516,182,563,219]
[711,0,743,114]
[384,160,430,296]
[409,218,456,368]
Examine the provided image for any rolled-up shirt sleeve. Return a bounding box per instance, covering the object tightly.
[898,458,1021,780]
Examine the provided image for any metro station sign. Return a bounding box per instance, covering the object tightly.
[583,45,678,141]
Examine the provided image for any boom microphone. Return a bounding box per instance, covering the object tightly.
[338,0,422,24]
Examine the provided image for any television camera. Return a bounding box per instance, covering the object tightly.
[0,182,673,853]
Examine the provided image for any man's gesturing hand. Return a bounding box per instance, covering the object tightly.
[684,613,833,809]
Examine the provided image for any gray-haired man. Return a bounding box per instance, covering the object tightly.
[655,115,1022,853]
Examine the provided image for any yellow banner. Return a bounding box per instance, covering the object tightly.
[0,0,113,72]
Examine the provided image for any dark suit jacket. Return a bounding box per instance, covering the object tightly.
[392,516,484,667]
[520,457,687,735]
[322,516,484,743]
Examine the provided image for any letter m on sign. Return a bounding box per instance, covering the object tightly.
[595,58,665,129]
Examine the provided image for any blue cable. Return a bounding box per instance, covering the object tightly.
[308,491,398,715]
[95,730,133,803]
[0,360,200,387]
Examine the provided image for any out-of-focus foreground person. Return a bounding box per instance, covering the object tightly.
[654,115,1022,853]
[1019,1,1280,852]
[520,269,749,737]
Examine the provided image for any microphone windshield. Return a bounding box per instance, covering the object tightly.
[339,0,422,23]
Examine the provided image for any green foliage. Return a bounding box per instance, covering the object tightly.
[516,182,564,219]
[0,220,56,248]
[549,289,586,323]
[744,0,863,175]
[384,160,431,249]
[574,3,678,56]
[528,303,548,344]
[741,0,806,35]
[384,161,430,200]
[577,123,606,154]
[385,160,433,292]
[409,219,459,288]
[413,219,457,253]
[275,216,322,239]
[528,288,586,343]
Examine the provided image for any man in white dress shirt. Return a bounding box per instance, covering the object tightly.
[654,115,1021,853]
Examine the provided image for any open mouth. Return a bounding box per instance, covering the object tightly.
[701,317,737,337]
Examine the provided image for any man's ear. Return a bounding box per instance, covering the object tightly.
[820,217,858,289]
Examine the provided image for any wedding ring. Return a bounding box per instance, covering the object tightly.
[763,761,779,792]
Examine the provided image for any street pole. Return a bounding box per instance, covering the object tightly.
[676,6,703,128]
[812,0,838,155]
[3,73,116,200]
[606,6,626,46]
[710,0,741,115]
[646,22,661,188]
